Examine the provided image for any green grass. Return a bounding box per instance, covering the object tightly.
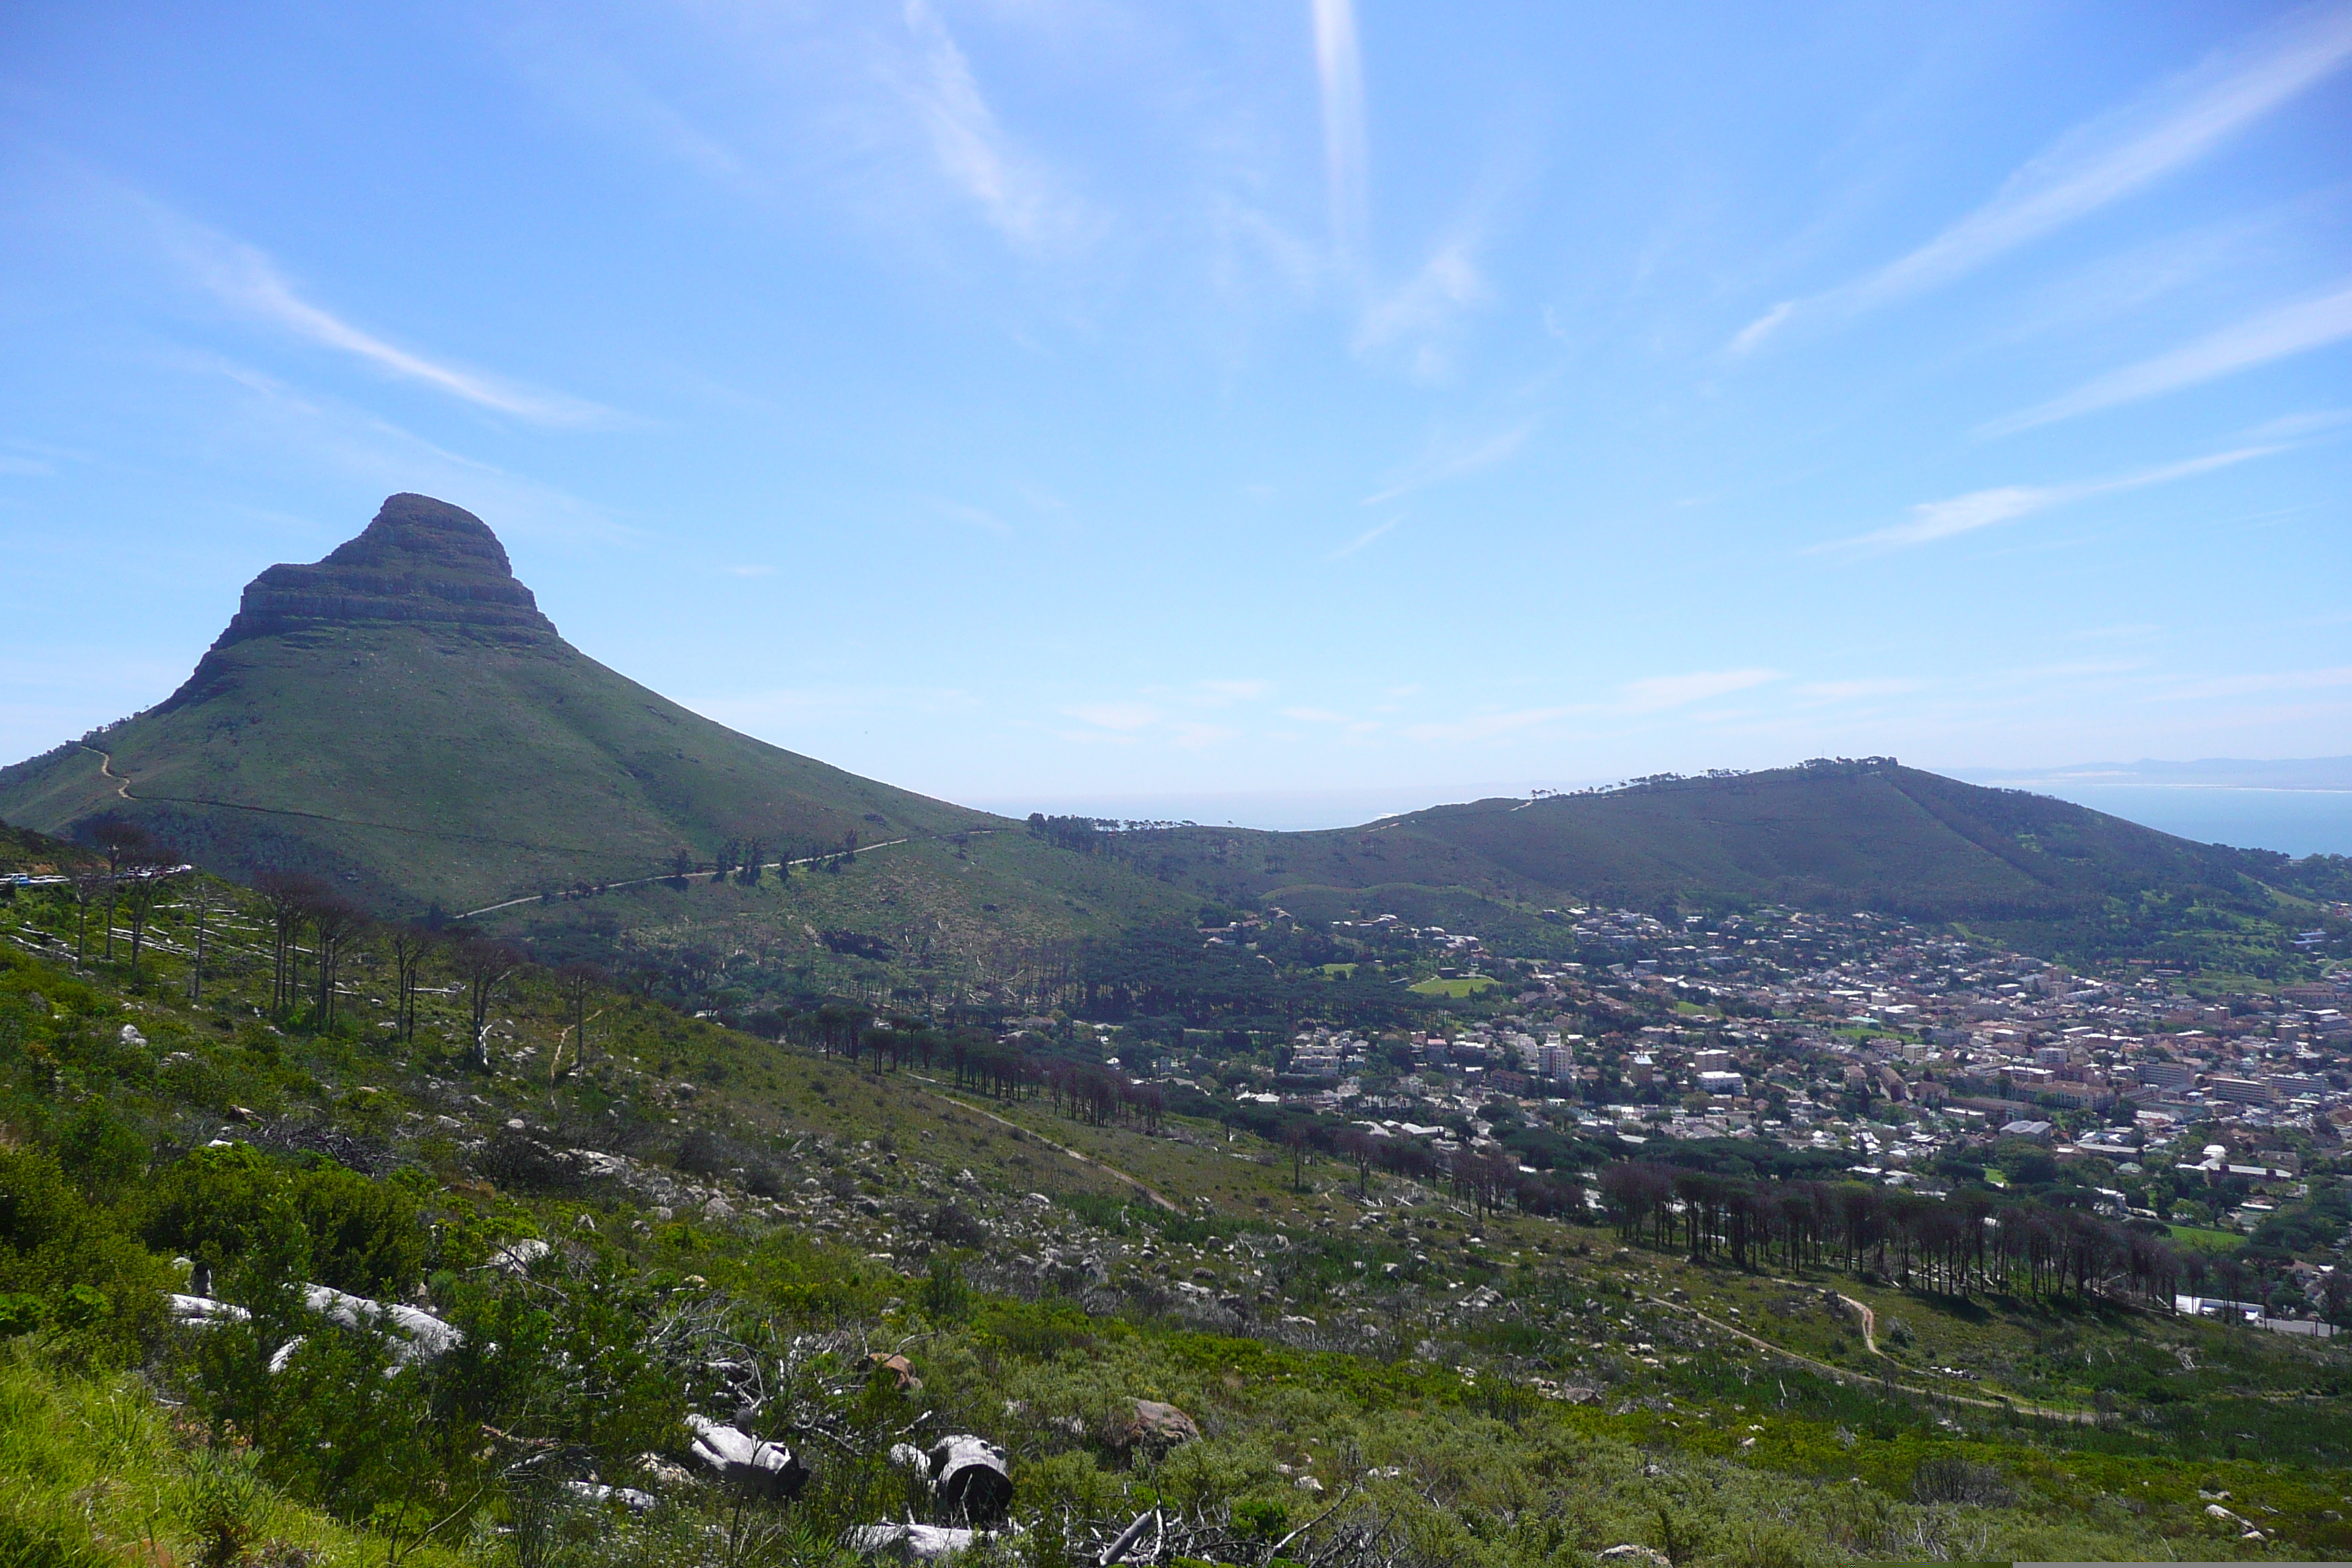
[2165,1224,2247,1254]
[1409,976,1500,998]
[0,1349,453,1568]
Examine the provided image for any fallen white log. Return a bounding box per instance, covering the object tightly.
[300,1284,464,1362]
[167,1293,251,1327]
[841,1523,980,1561]
[565,1481,657,1512]
[685,1414,808,1499]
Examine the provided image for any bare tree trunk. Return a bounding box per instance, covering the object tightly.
[189,886,210,1003]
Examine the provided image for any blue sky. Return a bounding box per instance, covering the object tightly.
[3,0,2348,829]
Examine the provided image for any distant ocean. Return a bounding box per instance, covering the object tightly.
[1948,758,2352,857]
[2008,785,2351,856]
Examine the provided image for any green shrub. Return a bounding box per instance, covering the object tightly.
[290,1165,423,1297]
[145,1146,427,1301]
[0,1145,167,1360]
[184,1447,265,1568]
[56,1103,146,1204]
[143,1145,309,1284]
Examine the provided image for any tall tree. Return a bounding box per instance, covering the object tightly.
[185,876,219,1003]
[385,925,437,1044]
[71,870,108,968]
[557,962,605,1078]
[449,934,522,1070]
[85,813,151,962]
[255,871,328,1018]
[304,895,369,1028]
[115,850,178,979]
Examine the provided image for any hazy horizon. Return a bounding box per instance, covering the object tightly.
[968,755,2352,856]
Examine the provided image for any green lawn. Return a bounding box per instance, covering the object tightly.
[2163,1224,2245,1254]
[1409,975,1499,998]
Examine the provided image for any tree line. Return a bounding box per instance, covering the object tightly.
[1592,1160,2347,1320]
[38,818,600,1079]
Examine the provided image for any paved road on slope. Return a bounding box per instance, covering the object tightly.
[457,838,919,919]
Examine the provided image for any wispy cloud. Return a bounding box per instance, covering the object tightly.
[1191,679,1272,705]
[165,219,613,424]
[894,0,1086,253]
[1354,240,1490,374]
[1328,515,1402,559]
[2236,407,2352,442]
[1311,0,1369,270]
[178,353,621,545]
[723,564,774,578]
[1063,701,1158,731]
[1403,706,1583,743]
[1362,419,1533,505]
[1727,301,1795,356]
[1819,445,2282,555]
[2159,665,2352,701]
[1794,678,1921,702]
[922,496,1013,535]
[1730,3,2352,352]
[1619,669,1780,712]
[1981,282,2352,434]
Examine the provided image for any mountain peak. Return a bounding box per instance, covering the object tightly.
[212,493,557,649]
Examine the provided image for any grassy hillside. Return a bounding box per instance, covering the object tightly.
[484,829,1203,1006]
[2,832,2347,1566]
[0,496,993,915]
[1079,761,2334,975]
[1118,761,2282,917]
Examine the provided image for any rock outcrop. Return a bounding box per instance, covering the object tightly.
[211,493,558,648]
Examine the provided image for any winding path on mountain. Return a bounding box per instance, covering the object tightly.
[1642,1288,2097,1425]
[78,743,935,917]
[906,1075,1183,1214]
[80,745,619,857]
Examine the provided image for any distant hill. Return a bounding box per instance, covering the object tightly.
[0,494,995,913]
[1238,761,2299,917]
[1085,760,2340,971]
[2,495,2336,981]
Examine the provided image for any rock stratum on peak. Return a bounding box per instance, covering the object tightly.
[1,494,2340,967]
[211,493,559,649]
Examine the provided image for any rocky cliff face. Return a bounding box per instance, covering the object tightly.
[211,493,558,648]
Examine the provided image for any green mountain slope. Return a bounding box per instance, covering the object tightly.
[0,494,994,913]
[1079,761,2329,973]
[2,494,2331,981]
[1115,760,2291,916]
